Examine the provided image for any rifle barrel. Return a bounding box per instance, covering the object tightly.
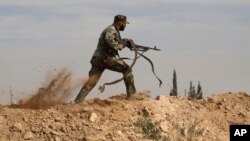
[136,44,161,51]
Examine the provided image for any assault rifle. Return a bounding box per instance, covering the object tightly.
[118,39,161,52]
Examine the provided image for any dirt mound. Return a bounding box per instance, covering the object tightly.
[0,92,249,141]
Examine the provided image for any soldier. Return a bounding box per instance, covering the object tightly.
[74,15,136,103]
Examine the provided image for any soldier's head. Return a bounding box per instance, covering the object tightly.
[113,15,129,31]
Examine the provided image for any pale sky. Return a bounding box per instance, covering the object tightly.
[1,0,250,104]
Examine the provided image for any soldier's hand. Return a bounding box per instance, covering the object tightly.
[118,44,125,50]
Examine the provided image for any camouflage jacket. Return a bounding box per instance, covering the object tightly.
[92,24,121,59]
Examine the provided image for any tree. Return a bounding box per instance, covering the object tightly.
[196,81,203,99]
[188,81,203,99]
[188,81,196,98]
[170,70,178,96]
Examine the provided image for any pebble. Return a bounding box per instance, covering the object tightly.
[89,112,98,122]
[23,131,34,140]
[12,122,23,132]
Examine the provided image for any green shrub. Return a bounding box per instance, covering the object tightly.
[134,117,169,141]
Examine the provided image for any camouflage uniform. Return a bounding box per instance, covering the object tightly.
[74,24,136,103]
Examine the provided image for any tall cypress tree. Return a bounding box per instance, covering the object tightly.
[170,70,178,96]
[196,81,203,99]
[188,81,196,98]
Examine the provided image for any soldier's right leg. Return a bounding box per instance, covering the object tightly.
[104,57,136,98]
[74,66,104,103]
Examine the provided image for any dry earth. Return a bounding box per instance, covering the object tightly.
[0,91,249,141]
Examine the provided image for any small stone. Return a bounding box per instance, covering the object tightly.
[0,116,4,124]
[23,131,34,140]
[51,130,64,136]
[117,130,123,135]
[12,122,23,132]
[142,106,150,117]
[60,127,67,133]
[160,121,170,133]
[55,136,61,141]
[54,117,62,122]
[43,127,52,134]
[82,107,93,112]
[225,106,231,110]
[89,112,98,122]
[155,95,162,100]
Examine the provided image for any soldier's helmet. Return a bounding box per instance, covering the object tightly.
[114,15,129,24]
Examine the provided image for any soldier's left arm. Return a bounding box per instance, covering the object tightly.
[104,28,119,51]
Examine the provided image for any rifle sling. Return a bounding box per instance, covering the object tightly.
[137,52,163,87]
[121,52,162,87]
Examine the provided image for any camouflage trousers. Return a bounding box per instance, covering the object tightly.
[74,56,136,103]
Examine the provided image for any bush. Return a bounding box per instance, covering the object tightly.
[134,117,169,141]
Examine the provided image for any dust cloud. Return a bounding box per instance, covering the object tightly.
[17,68,86,109]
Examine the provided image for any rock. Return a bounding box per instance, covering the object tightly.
[155,95,163,100]
[82,107,94,112]
[142,106,150,117]
[60,126,68,133]
[117,130,123,136]
[225,106,231,110]
[23,131,34,140]
[22,117,28,122]
[160,122,169,133]
[12,122,23,132]
[89,112,98,122]
[54,117,62,122]
[30,127,41,133]
[51,130,64,136]
[54,136,61,141]
[222,98,227,102]
[0,116,4,124]
[43,127,52,134]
